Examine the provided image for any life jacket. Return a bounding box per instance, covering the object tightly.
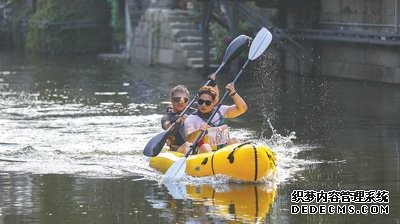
[167,119,186,152]
[166,108,196,151]
[196,110,229,151]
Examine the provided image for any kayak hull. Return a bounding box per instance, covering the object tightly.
[149,143,276,182]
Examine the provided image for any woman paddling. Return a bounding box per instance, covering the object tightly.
[184,83,247,153]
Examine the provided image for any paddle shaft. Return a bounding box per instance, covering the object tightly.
[144,34,253,157]
[185,59,251,157]
[163,28,272,178]
[143,65,224,157]
[159,35,249,132]
[177,59,230,116]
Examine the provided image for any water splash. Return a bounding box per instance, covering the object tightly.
[0,93,320,186]
[264,119,297,148]
[0,89,321,185]
[255,119,321,185]
[0,91,163,179]
[156,118,323,186]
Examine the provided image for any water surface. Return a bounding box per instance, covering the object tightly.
[0,50,399,223]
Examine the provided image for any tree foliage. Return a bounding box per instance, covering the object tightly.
[26,0,110,54]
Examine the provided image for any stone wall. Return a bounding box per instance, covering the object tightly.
[319,0,397,32]
[132,8,189,67]
[286,0,400,84]
[322,42,400,83]
[320,0,400,84]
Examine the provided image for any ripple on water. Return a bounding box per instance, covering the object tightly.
[0,92,331,184]
[0,114,326,184]
[0,92,163,179]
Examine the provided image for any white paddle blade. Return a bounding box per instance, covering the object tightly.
[164,157,187,180]
[164,183,188,199]
[249,27,273,61]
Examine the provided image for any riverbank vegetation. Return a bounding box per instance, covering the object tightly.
[8,0,115,54]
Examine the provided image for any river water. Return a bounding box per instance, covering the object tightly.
[0,50,399,223]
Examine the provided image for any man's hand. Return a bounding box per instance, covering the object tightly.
[175,114,187,125]
[209,73,216,81]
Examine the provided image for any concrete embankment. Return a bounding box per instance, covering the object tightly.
[286,0,400,84]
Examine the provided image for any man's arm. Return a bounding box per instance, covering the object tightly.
[161,114,171,130]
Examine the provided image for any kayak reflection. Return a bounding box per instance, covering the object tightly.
[162,183,276,222]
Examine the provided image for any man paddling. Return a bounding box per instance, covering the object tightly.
[161,74,218,154]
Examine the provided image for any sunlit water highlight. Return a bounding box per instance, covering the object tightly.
[1,91,321,186]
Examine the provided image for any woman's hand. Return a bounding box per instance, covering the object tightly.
[199,122,210,131]
[226,82,236,95]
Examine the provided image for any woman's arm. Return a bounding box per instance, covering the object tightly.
[224,82,248,118]
[185,120,210,143]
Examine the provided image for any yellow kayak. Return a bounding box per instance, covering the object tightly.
[149,143,276,182]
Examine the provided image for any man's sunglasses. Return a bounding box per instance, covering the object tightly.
[173,97,188,103]
[197,99,212,106]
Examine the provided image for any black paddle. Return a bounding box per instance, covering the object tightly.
[143,34,251,157]
[164,27,273,179]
